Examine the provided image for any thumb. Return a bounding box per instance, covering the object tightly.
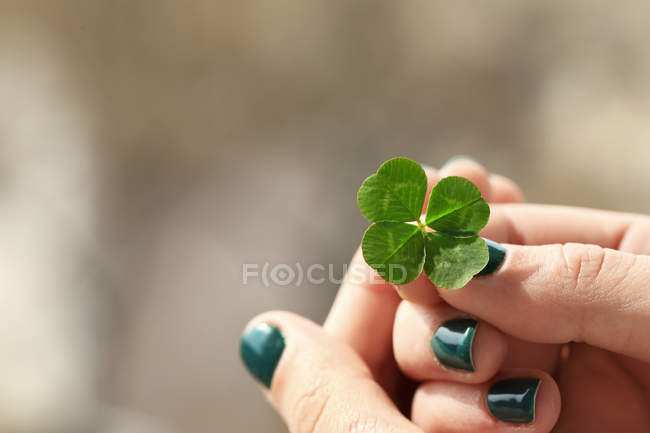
[435,242,650,361]
[239,311,422,433]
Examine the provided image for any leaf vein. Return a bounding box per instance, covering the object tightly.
[426,196,482,225]
[377,176,419,221]
[380,228,420,265]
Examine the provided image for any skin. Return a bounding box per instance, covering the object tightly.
[404,201,650,432]
[244,159,650,432]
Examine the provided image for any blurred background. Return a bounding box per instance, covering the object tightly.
[2,1,650,432]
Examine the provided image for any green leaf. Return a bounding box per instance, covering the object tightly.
[358,157,428,223]
[357,160,493,289]
[425,176,490,236]
[423,233,489,289]
[362,222,425,284]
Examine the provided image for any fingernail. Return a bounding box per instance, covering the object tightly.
[430,318,477,372]
[477,239,505,276]
[240,323,285,388]
[444,155,477,166]
[487,378,540,424]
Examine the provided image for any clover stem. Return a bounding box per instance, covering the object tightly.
[416,218,427,236]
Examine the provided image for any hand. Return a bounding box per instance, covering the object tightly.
[395,191,650,431]
[240,158,552,432]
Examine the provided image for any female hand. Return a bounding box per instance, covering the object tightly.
[240,159,566,432]
[394,176,650,431]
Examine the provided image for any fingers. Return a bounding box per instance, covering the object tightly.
[322,156,527,387]
[241,312,561,433]
[323,158,521,380]
[323,248,403,387]
[489,174,525,203]
[438,242,650,361]
[411,369,561,432]
[241,311,423,433]
[482,203,644,247]
[401,157,524,305]
[553,344,650,432]
[501,338,562,373]
[393,300,508,383]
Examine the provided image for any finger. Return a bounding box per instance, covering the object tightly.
[439,242,650,361]
[323,163,441,385]
[412,369,561,432]
[501,338,562,373]
[398,204,645,305]
[401,158,519,305]
[241,311,423,433]
[553,343,650,432]
[323,248,402,386]
[482,203,644,247]
[394,277,563,376]
[489,174,525,203]
[393,300,508,383]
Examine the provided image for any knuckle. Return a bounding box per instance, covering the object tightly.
[338,415,380,433]
[289,380,382,433]
[561,243,607,294]
[290,380,332,433]
[557,244,637,343]
[548,243,608,341]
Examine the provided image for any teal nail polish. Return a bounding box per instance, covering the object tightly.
[240,323,285,388]
[487,378,540,424]
[444,155,477,166]
[431,318,477,371]
[478,239,505,275]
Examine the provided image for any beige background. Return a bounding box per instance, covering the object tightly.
[1,1,650,432]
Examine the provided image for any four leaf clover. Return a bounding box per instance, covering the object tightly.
[358,157,490,289]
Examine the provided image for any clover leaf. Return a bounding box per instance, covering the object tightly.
[423,232,489,289]
[358,157,490,289]
[361,222,425,284]
[358,157,428,222]
[426,176,490,236]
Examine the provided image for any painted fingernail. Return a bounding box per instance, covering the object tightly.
[487,378,540,424]
[444,155,477,166]
[430,318,477,372]
[240,323,285,388]
[477,239,505,275]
